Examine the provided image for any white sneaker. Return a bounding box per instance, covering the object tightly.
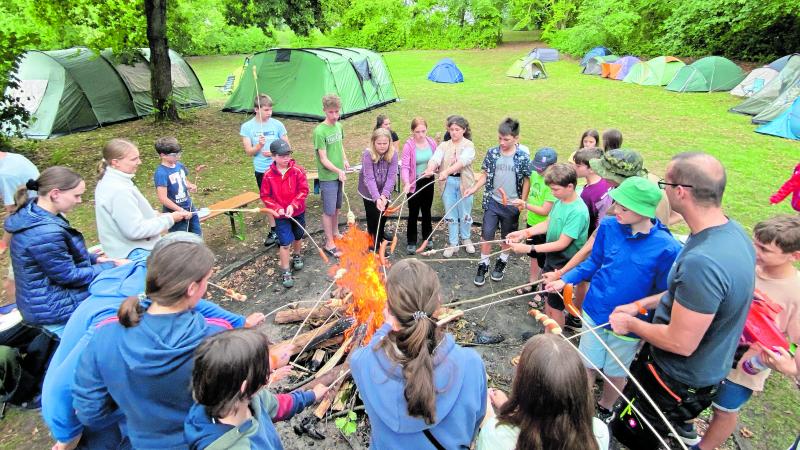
[462,238,476,254]
[443,247,457,258]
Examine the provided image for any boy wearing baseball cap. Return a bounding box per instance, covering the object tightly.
[546,176,681,419]
[260,139,310,288]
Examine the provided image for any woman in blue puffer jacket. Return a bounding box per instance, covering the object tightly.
[4,167,121,337]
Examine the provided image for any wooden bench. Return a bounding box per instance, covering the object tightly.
[200,191,261,240]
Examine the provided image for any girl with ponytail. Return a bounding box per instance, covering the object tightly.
[351,259,487,449]
[94,138,192,259]
[476,334,609,450]
[72,238,242,450]
[4,166,119,335]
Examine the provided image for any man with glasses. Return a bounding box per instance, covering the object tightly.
[608,152,756,449]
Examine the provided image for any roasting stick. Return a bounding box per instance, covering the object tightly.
[207,282,247,301]
[422,248,509,263]
[443,278,544,308]
[554,291,687,450]
[288,269,346,346]
[420,238,507,256]
[192,207,267,214]
[289,294,350,366]
[264,300,321,318]
[285,215,332,264]
[415,194,473,253]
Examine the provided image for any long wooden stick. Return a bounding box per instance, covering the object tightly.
[264,299,322,318]
[207,281,247,301]
[416,193,472,253]
[285,215,332,263]
[459,289,547,313]
[194,207,266,214]
[443,278,544,308]
[288,272,344,345]
[421,238,507,255]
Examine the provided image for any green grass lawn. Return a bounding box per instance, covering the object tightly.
[6,42,799,449]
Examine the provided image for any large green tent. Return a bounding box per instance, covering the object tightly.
[8,47,206,139]
[623,56,685,86]
[752,82,800,124]
[223,48,398,120]
[506,57,547,80]
[666,56,745,92]
[731,54,800,116]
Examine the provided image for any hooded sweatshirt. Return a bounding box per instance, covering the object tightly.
[95,166,173,259]
[351,323,487,449]
[43,260,244,446]
[5,200,113,325]
[184,389,316,450]
[259,160,309,215]
[72,304,234,450]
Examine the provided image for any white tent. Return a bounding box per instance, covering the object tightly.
[730,66,779,97]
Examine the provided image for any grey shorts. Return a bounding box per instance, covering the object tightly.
[481,197,520,240]
[319,180,343,216]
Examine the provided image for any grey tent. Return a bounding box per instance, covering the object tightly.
[752,81,800,124]
[7,47,206,139]
[583,55,619,75]
[731,54,800,116]
[528,48,559,62]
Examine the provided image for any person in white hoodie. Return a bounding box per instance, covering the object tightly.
[95,139,191,259]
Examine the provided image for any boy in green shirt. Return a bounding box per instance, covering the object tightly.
[313,94,350,257]
[507,163,589,327]
[517,147,557,294]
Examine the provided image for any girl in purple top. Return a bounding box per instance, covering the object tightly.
[358,128,398,250]
[401,117,438,254]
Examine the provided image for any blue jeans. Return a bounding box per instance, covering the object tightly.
[442,176,474,246]
[167,204,202,236]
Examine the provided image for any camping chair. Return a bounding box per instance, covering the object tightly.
[216,75,235,95]
[743,78,765,96]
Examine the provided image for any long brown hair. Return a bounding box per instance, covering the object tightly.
[377,259,443,424]
[192,328,271,419]
[118,239,215,327]
[13,166,82,212]
[497,334,599,450]
[98,138,137,180]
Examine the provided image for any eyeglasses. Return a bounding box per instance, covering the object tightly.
[657,179,693,189]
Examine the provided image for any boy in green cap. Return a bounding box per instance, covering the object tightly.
[546,176,682,419]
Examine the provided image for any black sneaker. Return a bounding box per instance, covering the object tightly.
[565,314,583,331]
[672,421,701,446]
[474,262,489,286]
[490,258,507,281]
[264,230,278,247]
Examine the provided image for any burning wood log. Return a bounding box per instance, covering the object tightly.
[274,306,341,324]
[273,317,354,357]
[310,349,327,372]
[312,321,370,419]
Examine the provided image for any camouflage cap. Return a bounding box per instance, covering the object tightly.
[589,148,647,184]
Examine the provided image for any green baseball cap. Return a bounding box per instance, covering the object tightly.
[589,148,648,185]
[609,176,662,219]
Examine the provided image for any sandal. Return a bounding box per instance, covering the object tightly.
[528,294,544,309]
[515,285,535,295]
[323,247,341,258]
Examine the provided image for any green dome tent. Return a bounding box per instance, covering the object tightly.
[506,57,547,80]
[666,56,745,92]
[223,48,398,120]
[731,54,800,117]
[623,56,685,86]
[8,47,206,139]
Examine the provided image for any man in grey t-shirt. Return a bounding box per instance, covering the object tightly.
[608,152,755,449]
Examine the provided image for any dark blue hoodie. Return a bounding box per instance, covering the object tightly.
[5,200,113,325]
[43,260,244,447]
[72,298,235,450]
[351,323,487,449]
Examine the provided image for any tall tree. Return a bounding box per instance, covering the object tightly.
[144,0,177,121]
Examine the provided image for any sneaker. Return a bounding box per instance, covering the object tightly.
[672,421,701,446]
[595,404,614,424]
[474,262,489,286]
[281,270,295,289]
[264,230,278,247]
[565,314,583,331]
[292,255,304,271]
[443,247,457,258]
[406,244,417,255]
[462,238,476,254]
[490,258,507,281]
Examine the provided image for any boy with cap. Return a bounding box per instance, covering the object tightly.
[153,137,201,235]
[260,140,310,288]
[546,176,681,418]
[515,148,557,295]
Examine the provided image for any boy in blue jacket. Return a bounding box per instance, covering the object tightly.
[546,177,681,418]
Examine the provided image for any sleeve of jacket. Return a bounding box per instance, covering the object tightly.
[72,335,120,431]
[770,167,800,204]
[194,299,245,328]
[290,167,310,213]
[108,190,172,240]
[381,153,399,198]
[261,389,316,422]
[400,139,413,184]
[42,335,89,442]
[361,150,381,200]
[260,173,280,211]
[29,229,106,288]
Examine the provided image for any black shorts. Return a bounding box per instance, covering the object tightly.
[526,233,547,267]
[542,259,567,310]
[481,197,520,241]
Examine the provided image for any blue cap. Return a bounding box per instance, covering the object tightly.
[532,147,558,172]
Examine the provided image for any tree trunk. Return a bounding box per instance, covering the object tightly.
[144,0,179,121]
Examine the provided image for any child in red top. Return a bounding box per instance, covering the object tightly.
[770,162,800,212]
[259,140,309,288]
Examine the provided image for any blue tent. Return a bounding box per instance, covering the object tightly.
[580,46,612,66]
[755,97,800,140]
[768,54,799,72]
[428,58,464,83]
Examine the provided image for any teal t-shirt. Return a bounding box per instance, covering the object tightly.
[313,122,345,181]
[526,171,556,225]
[415,145,433,175]
[239,117,287,173]
[545,197,589,260]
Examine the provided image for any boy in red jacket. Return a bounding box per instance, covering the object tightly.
[770,162,800,213]
[260,140,309,288]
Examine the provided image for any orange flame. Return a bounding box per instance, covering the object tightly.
[331,225,387,341]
